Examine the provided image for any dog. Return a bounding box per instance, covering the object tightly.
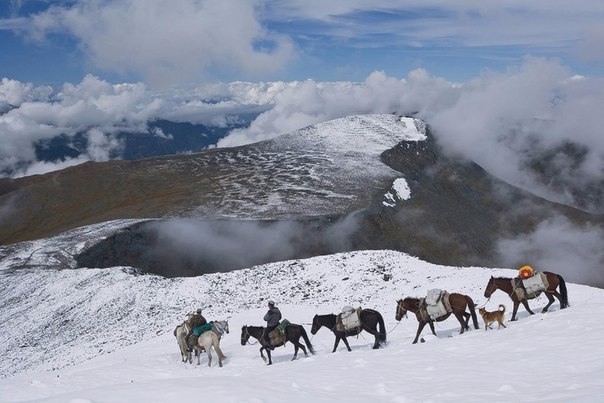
[478,304,507,331]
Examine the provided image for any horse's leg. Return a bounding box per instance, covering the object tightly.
[296,338,309,357]
[463,312,471,330]
[511,301,520,321]
[342,336,352,352]
[428,320,437,337]
[452,312,466,334]
[332,335,341,353]
[260,347,267,363]
[413,321,428,344]
[542,292,555,312]
[214,344,225,367]
[266,349,272,366]
[521,299,535,315]
[292,341,299,361]
[206,349,212,367]
[363,324,380,349]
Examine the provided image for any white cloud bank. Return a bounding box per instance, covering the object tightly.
[24,0,294,86]
[1,57,603,215]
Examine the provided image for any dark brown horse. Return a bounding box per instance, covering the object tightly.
[311,309,386,352]
[240,324,314,365]
[484,272,569,321]
[395,294,479,344]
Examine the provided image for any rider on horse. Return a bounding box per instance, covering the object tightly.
[263,300,281,350]
[186,308,207,348]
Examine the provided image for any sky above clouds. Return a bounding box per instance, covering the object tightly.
[0,0,603,86]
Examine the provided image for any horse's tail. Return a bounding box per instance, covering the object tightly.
[466,295,480,330]
[300,326,315,355]
[557,274,569,308]
[375,310,387,344]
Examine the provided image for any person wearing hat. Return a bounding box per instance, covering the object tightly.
[262,301,281,350]
[186,308,207,350]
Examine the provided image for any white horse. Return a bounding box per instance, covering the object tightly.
[173,323,190,363]
[194,329,226,367]
[175,320,228,366]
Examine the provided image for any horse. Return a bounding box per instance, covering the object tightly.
[484,272,569,321]
[173,323,189,363]
[194,328,226,367]
[310,309,386,352]
[177,322,227,366]
[240,324,314,365]
[395,293,479,344]
[211,320,229,341]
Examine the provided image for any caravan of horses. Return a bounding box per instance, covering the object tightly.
[174,267,569,366]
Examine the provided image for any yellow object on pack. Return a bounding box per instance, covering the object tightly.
[519,265,534,279]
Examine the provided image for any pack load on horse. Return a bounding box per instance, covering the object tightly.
[484,267,569,321]
[395,291,479,344]
[513,266,549,300]
[335,306,361,332]
[422,289,452,322]
[240,322,314,365]
[311,308,386,352]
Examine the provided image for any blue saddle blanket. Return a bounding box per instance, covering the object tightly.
[193,323,213,336]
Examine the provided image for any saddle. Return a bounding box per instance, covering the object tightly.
[335,307,362,332]
[513,272,549,300]
[267,319,290,346]
[419,290,452,322]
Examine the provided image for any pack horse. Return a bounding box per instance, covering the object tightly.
[483,271,569,321]
[311,308,387,352]
[395,292,479,344]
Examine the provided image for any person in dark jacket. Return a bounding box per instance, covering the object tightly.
[263,301,281,350]
[186,308,207,350]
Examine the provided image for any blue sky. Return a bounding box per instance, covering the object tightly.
[1,0,603,87]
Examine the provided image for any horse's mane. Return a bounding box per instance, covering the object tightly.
[492,276,512,280]
[403,296,420,302]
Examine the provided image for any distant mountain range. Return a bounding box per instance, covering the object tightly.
[33,118,250,163]
[0,114,602,286]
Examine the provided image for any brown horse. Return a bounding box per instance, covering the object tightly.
[484,272,569,321]
[395,294,479,344]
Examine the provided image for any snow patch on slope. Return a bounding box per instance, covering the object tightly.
[383,177,411,207]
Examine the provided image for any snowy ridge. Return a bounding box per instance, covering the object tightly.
[1,250,603,401]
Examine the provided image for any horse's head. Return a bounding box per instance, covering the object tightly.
[395,299,408,321]
[220,320,229,334]
[484,276,496,298]
[310,314,320,335]
[240,325,250,346]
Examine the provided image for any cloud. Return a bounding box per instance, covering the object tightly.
[143,215,363,275]
[22,0,294,86]
[0,75,298,177]
[496,216,604,287]
[219,58,604,212]
[263,0,603,51]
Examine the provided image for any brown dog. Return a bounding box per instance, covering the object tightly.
[478,304,507,331]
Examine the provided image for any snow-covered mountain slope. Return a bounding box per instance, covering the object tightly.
[0,114,425,245]
[1,250,603,402]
